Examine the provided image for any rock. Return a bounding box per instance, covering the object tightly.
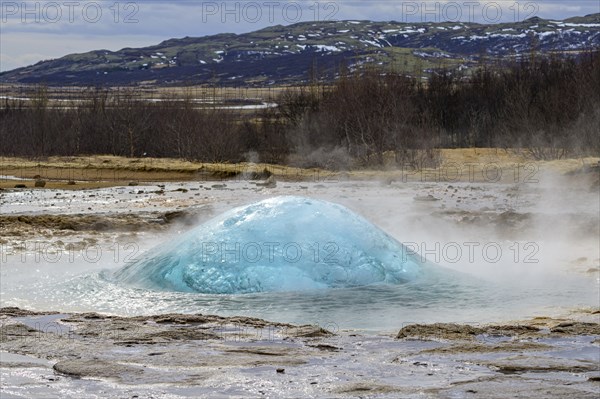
[67,181,76,185]
[413,194,439,202]
[308,344,341,352]
[34,179,46,188]
[256,176,276,188]
[53,359,144,379]
[138,327,219,342]
[550,322,600,335]
[162,210,200,226]
[0,323,38,342]
[287,325,333,338]
[397,323,484,340]
[247,168,273,180]
[0,307,58,317]
[129,182,139,186]
[14,184,27,188]
[151,314,211,324]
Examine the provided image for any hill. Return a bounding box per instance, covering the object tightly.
[1,13,599,86]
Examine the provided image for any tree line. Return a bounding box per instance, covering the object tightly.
[1,51,598,169]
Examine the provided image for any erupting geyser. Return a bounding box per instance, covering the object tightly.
[114,196,424,294]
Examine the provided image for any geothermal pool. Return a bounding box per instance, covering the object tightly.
[113,196,425,293]
[1,178,598,331]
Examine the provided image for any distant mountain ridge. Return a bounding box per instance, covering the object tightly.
[1,13,598,86]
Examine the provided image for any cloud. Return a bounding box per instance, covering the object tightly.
[0,31,165,71]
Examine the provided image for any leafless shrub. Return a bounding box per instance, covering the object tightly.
[1,51,598,165]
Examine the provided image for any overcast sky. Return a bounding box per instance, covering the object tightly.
[1,0,598,71]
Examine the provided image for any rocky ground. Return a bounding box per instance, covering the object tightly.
[1,307,599,398]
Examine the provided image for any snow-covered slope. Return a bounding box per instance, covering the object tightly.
[1,14,598,86]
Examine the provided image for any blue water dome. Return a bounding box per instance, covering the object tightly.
[114,196,424,294]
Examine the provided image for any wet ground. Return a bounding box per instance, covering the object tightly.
[1,308,599,398]
[0,165,599,397]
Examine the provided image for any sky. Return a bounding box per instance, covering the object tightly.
[1,0,599,71]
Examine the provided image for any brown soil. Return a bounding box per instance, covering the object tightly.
[0,209,205,237]
[419,341,552,354]
[0,155,322,188]
[0,307,60,317]
[396,321,600,341]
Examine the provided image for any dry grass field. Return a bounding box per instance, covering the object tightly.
[1,149,597,190]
